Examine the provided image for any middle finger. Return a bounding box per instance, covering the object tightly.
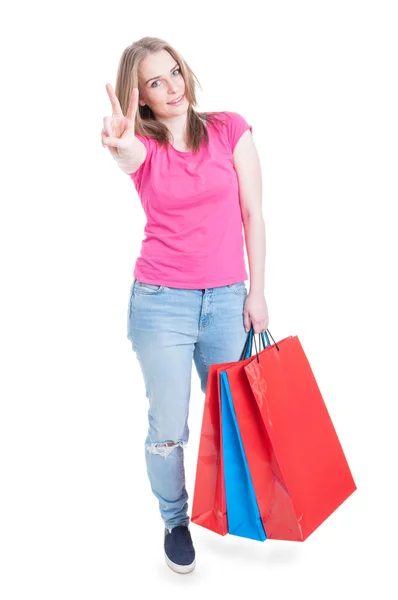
[105,83,123,117]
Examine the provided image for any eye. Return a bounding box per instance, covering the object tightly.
[151,68,181,88]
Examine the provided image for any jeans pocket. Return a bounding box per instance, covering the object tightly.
[134,280,164,295]
[227,282,247,296]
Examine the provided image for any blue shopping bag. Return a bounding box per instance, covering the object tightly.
[220,328,270,541]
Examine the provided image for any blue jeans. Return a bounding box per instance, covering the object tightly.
[126,278,248,530]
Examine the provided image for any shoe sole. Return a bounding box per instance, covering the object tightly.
[164,553,196,574]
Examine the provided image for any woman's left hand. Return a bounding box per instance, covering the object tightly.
[243,291,269,333]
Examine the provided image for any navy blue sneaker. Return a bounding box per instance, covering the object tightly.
[164,525,196,574]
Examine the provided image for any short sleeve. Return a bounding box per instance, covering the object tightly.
[134,133,152,154]
[223,111,253,152]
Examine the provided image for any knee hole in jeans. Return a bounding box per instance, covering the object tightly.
[145,439,187,458]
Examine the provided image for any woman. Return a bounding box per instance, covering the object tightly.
[101,36,269,574]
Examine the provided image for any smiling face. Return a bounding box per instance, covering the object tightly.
[138,49,188,118]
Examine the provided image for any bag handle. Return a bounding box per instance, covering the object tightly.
[239,325,279,363]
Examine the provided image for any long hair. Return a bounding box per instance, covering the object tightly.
[115,36,226,154]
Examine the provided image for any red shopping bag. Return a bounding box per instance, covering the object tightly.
[233,331,357,541]
[191,360,234,535]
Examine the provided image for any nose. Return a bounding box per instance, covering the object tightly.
[167,78,181,95]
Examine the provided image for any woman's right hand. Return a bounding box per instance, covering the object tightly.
[101,84,140,161]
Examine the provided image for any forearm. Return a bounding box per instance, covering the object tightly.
[242,212,266,294]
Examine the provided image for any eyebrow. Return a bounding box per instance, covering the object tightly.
[145,63,179,85]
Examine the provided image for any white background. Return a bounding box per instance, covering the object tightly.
[1,0,397,597]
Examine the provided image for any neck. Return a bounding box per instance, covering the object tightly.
[156,111,189,140]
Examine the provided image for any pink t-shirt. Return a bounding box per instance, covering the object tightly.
[128,111,252,288]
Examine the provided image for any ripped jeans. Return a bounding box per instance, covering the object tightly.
[127,278,248,530]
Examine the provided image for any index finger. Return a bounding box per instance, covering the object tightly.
[105,83,123,117]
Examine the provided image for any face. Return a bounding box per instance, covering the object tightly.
[138,49,187,118]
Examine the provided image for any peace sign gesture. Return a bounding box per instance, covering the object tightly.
[101,84,141,161]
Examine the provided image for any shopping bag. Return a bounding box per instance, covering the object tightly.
[190,357,230,535]
[240,329,357,541]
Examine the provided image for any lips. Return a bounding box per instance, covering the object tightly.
[168,95,184,105]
